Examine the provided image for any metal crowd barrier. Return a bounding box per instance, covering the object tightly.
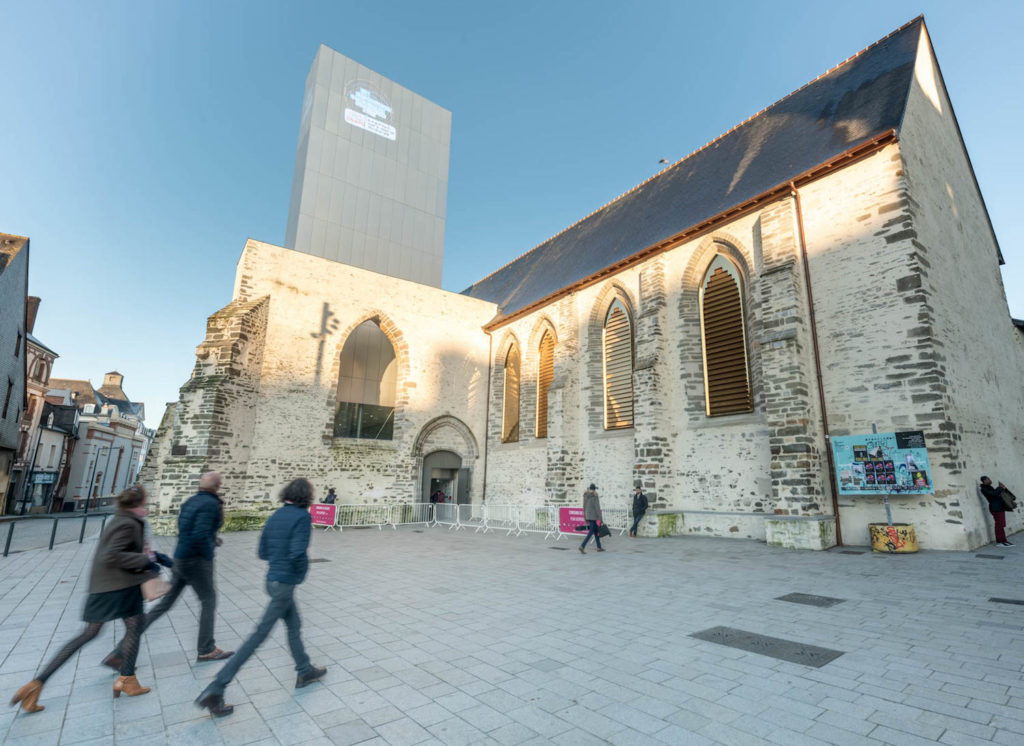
[600,508,631,536]
[334,504,390,531]
[390,502,433,528]
[1,509,115,557]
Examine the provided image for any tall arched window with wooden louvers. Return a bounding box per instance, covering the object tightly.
[700,256,752,416]
[502,344,520,443]
[603,299,634,429]
[535,331,555,438]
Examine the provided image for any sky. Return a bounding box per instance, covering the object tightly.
[2,0,1022,426]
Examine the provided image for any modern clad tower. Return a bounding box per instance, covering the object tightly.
[285,45,451,287]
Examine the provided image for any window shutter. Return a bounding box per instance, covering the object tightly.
[603,304,633,429]
[536,331,554,438]
[502,345,520,442]
[702,266,752,416]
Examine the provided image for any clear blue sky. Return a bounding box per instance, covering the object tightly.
[2,0,1021,424]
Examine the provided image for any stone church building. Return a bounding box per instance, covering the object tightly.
[141,18,1024,551]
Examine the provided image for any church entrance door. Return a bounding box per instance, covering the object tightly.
[422,450,466,505]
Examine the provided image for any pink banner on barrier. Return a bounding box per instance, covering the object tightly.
[310,504,337,527]
[559,506,587,534]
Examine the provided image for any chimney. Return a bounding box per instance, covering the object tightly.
[25,296,40,334]
[103,371,124,390]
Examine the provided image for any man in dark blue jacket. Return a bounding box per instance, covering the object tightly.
[196,477,326,717]
[103,472,233,670]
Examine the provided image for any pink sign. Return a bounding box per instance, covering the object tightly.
[558,506,588,534]
[310,504,337,528]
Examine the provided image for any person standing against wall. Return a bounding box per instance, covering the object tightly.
[579,483,604,553]
[630,486,648,538]
[980,476,1014,547]
[195,477,326,717]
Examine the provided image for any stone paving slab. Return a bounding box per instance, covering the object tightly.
[1,525,1023,744]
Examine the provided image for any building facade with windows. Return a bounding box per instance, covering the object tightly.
[141,19,1024,551]
[0,234,29,514]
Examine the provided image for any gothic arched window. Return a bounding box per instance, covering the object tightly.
[535,331,555,438]
[603,299,633,429]
[334,320,397,439]
[700,256,752,416]
[502,344,520,443]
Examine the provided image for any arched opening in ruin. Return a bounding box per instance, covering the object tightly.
[421,450,469,506]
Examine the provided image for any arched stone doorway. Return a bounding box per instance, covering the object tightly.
[412,415,479,505]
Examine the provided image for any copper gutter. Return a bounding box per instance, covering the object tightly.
[790,184,843,546]
[483,130,898,332]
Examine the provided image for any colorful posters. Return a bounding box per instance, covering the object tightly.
[831,431,933,496]
[558,507,588,534]
[310,504,338,528]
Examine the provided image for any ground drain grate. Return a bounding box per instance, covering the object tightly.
[976,554,1005,560]
[690,626,844,668]
[412,530,424,533]
[549,546,570,550]
[776,593,846,608]
[840,550,866,555]
[990,598,1024,605]
[309,558,331,563]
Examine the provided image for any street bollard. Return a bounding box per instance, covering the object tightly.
[3,523,13,557]
[49,518,59,550]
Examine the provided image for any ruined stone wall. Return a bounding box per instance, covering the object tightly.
[231,241,494,507]
[895,30,1024,548]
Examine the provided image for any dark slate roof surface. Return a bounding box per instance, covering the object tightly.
[462,18,923,321]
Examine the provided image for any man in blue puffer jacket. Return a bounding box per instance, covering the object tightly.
[102,471,233,670]
[195,477,326,717]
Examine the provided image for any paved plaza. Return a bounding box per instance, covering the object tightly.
[1,524,1023,745]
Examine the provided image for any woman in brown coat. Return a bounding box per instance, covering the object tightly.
[10,484,157,713]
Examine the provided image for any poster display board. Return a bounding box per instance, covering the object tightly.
[558,507,588,534]
[310,504,338,530]
[831,430,933,496]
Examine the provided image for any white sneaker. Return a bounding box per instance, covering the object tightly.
[998,541,1014,547]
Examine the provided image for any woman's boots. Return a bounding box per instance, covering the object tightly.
[9,680,44,713]
[112,675,151,698]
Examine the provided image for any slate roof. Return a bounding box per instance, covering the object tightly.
[49,378,96,408]
[25,332,58,357]
[462,17,925,322]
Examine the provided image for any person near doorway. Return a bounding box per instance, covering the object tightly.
[103,472,233,670]
[10,485,157,713]
[323,488,336,504]
[579,484,604,553]
[630,486,648,537]
[980,476,1014,547]
[195,477,326,717]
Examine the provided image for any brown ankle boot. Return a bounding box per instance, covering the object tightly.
[9,680,44,713]
[113,675,151,698]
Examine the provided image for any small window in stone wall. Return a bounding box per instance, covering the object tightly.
[334,320,396,440]
[535,331,554,438]
[700,256,752,416]
[171,444,187,456]
[501,344,520,443]
[603,299,634,429]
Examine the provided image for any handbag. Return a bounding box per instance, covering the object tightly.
[598,523,611,538]
[141,573,171,601]
[1003,488,1017,511]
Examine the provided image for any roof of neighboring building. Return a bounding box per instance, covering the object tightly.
[49,378,97,408]
[25,332,58,357]
[94,390,144,418]
[0,233,28,276]
[41,401,78,436]
[461,17,925,323]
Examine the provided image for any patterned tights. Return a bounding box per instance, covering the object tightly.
[37,614,144,682]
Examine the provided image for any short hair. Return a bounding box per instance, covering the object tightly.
[117,484,147,509]
[199,471,222,491]
[980,475,990,483]
[589,483,597,490]
[280,478,314,508]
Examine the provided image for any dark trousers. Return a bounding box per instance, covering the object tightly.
[630,511,645,535]
[581,519,602,549]
[994,511,1007,543]
[208,580,311,694]
[115,557,218,656]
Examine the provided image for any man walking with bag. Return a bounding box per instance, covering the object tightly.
[195,477,326,717]
[579,483,605,554]
[102,471,233,671]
